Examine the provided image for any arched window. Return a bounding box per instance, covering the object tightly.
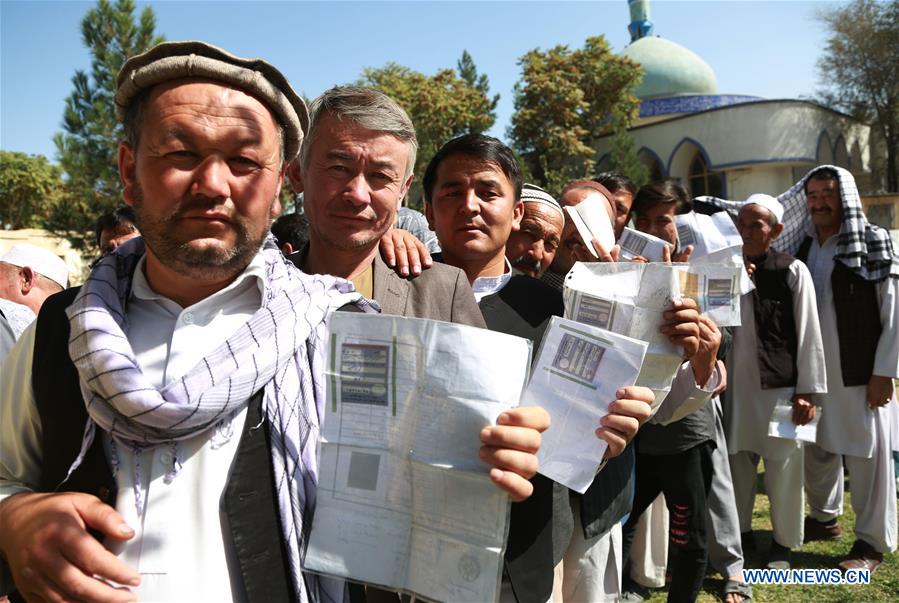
[638,149,664,182]
[688,152,724,197]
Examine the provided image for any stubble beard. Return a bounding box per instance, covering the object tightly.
[131,180,273,282]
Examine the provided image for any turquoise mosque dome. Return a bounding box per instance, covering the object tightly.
[621,35,718,100]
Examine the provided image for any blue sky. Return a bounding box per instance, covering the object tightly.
[1,0,837,161]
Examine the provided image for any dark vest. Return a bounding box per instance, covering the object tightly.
[479,275,634,602]
[751,250,800,389]
[797,237,882,386]
[17,288,296,603]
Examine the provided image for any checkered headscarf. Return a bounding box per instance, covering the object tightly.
[697,165,899,281]
[63,238,369,602]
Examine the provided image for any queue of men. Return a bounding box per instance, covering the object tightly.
[0,39,897,603]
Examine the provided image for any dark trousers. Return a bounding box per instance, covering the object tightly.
[622,441,715,603]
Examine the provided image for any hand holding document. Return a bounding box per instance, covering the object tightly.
[618,227,673,262]
[565,193,616,258]
[768,399,821,444]
[564,262,685,406]
[523,317,647,493]
[304,313,532,603]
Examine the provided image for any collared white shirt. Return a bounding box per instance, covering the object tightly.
[471,257,513,302]
[802,228,899,457]
[0,253,267,601]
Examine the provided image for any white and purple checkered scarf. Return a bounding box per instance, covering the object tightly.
[697,165,899,282]
[63,238,368,603]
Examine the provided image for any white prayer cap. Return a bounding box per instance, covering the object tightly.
[521,183,564,220]
[743,193,784,225]
[0,244,69,288]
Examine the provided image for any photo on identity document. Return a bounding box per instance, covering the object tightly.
[524,316,647,492]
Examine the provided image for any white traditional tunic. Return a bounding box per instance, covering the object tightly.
[0,255,266,601]
[724,259,827,460]
[804,233,899,458]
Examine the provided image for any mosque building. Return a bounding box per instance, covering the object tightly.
[594,0,897,227]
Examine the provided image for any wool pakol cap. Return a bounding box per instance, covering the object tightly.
[521,183,565,220]
[743,193,784,225]
[115,40,308,161]
[1,243,69,289]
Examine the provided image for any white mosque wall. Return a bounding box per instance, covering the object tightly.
[597,100,872,196]
[722,164,797,199]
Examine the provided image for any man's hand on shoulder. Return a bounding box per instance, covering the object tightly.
[598,386,654,459]
[0,491,140,602]
[379,228,432,277]
[479,407,550,502]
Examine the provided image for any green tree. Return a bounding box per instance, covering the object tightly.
[457,50,499,122]
[509,36,643,192]
[607,119,649,189]
[0,151,65,230]
[49,0,163,250]
[816,0,899,191]
[360,62,497,209]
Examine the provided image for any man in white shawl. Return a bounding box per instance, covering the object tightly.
[700,165,898,573]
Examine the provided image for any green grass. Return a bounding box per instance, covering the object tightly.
[643,469,899,602]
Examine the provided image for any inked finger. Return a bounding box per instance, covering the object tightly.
[616,386,655,406]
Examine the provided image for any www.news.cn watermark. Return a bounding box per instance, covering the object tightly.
[742,568,870,585]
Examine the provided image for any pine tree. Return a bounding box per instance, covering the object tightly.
[48,0,163,250]
[456,50,500,125]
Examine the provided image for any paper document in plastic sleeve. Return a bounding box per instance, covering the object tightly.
[563,262,684,407]
[617,227,672,262]
[524,316,647,493]
[768,399,821,444]
[676,263,744,327]
[675,211,741,258]
[304,313,532,603]
[677,211,754,297]
[564,193,616,258]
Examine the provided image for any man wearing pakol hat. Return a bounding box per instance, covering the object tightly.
[0,42,546,603]
[505,183,564,279]
[724,194,827,571]
[0,244,68,362]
